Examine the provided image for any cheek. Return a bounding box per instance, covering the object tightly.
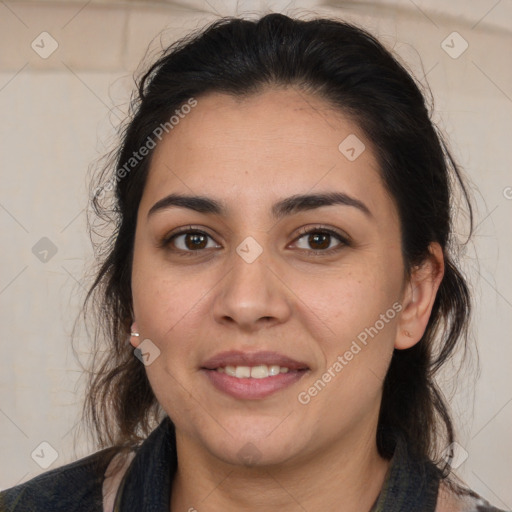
[297,266,399,395]
[131,258,220,390]
[293,264,400,339]
[296,273,397,422]
[132,276,200,352]
[131,244,200,336]
[131,267,207,419]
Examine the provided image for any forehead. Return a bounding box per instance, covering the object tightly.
[140,87,393,222]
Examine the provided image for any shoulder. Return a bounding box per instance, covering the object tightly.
[0,446,122,512]
[435,479,511,512]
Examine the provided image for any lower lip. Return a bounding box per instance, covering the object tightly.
[201,369,307,400]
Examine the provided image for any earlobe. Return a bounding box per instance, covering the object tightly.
[395,242,444,350]
[129,321,140,348]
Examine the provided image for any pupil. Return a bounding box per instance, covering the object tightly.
[187,233,206,250]
[310,233,329,250]
[183,233,331,251]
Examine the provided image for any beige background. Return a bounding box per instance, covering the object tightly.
[0,0,511,507]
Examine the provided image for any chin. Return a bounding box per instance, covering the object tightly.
[214,442,294,468]
[199,427,302,468]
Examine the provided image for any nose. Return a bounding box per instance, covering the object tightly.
[212,242,292,332]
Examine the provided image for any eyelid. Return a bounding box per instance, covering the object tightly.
[159,224,351,255]
[292,225,351,245]
[158,225,219,249]
[290,225,351,256]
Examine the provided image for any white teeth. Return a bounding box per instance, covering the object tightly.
[235,366,251,378]
[215,364,293,378]
[250,365,268,379]
[269,365,281,376]
[224,366,236,377]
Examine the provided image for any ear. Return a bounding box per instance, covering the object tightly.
[129,321,141,348]
[395,242,445,350]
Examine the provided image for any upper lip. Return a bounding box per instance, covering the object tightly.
[201,350,309,371]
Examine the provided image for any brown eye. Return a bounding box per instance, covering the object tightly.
[293,227,350,255]
[304,232,331,250]
[180,232,209,250]
[160,228,220,255]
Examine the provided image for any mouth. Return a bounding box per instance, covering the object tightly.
[200,351,310,400]
[211,364,300,378]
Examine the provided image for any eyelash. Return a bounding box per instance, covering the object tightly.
[159,224,351,258]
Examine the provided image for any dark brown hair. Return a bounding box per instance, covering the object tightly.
[76,12,474,492]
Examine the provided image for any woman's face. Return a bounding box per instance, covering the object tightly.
[131,87,408,467]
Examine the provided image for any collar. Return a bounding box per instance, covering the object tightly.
[114,416,176,511]
[369,430,441,511]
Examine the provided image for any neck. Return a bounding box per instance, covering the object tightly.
[170,424,391,512]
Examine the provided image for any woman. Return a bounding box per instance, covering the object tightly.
[0,12,508,512]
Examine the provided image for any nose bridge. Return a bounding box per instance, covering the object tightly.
[212,233,290,329]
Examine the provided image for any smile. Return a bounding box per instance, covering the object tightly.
[216,364,291,378]
[201,367,308,400]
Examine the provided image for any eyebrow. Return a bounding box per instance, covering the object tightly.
[147,191,373,220]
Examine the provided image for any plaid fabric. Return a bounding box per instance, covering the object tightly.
[1,416,509,511]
